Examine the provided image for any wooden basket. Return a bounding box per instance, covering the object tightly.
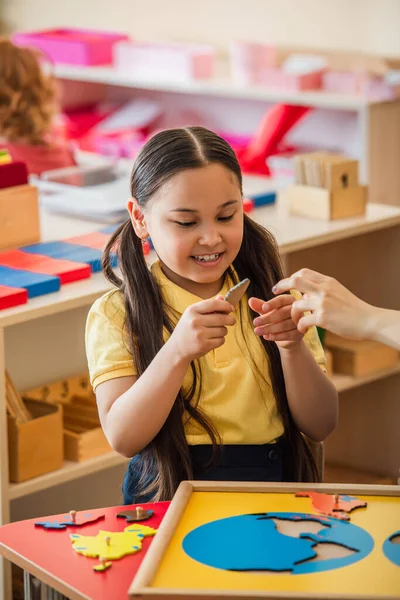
[23,373,112,462]
[8,399,63,482]
[0,184,40,250]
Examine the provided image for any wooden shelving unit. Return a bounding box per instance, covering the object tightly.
[56,65,400,206]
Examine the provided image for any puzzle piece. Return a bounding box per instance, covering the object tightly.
[225,278,250,307]
[93,558,112,572]
[35,513,105,530]
[70,523,157,560]
[295,491,367,521]
[116,507,154,522]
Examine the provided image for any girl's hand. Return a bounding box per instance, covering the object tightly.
[170,296,236,362]
[249,295,304,349]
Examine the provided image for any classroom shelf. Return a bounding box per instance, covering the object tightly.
[331,362,400,394]
[8,452,128,501]
[324,463,396,485]
[54,64,370,110]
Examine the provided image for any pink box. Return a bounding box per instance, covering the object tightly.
[245,67,323,91]
[230,42,278,85]
[113,41,215,82]
[12,28,130,66]
[323,70,399,100]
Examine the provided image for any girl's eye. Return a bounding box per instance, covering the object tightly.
[175,221,196,228]
[218,214,235,222]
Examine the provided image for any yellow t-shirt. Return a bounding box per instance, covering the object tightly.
[85,262,326,445]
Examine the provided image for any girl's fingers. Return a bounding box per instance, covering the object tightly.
[254,305,292,327]
[297,314,318,333]
[262,328,300,341]
[195,298,234,314]
[202,313,236,327]
[208,326,228,339]
[261,294,294,313]
[255,318,297,336]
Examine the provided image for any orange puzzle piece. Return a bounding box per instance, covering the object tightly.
[295,491,367,521]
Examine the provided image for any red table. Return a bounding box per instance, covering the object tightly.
[0,502,170,600]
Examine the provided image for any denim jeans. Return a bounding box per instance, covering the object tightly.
[122,441,284,505]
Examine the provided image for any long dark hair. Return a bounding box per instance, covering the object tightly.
[102,127,318,500]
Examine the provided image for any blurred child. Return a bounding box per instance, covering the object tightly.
[0,37,76,175]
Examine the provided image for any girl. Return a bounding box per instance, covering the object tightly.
[0,37,76,175]
[86,126,338,504]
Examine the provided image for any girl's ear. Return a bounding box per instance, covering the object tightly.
[127,198,149,239]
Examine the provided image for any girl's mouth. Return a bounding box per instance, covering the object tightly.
[192,252,223,266]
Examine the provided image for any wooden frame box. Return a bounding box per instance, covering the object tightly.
[287,183,367,220]
[7,399,63,482]
[325,332,399,377]
[130,481,400,600]
[24,373,112,462]
[0,184,40,250]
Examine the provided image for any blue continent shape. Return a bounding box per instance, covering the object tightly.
[383,531,400,567]
[183,512,374,574]
[183,514,317,571]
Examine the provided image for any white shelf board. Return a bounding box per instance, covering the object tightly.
[9,452,128,501]
[54,64,371,111]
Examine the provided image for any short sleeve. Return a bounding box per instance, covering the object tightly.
[290,289,327,371]
[85,290,137,390]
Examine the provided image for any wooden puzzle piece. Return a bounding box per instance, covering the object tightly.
[70,523,157,560]
[116,507,154,522]
[93,557,112,572]
[295,491,367,520]
[225,278,250,307]
[383,530,400,568]
[35,512,105,530]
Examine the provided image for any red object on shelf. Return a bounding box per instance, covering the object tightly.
[0,285,28,310]
[236,104,312,176]
[0,162,28,189]
[65,232,111,251]
[0,250,91,285]
[243,198,254,213]
[12,28,130,66]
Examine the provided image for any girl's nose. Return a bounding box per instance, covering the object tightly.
[198,228,222,246]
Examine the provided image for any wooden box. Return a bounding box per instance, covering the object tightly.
[0,184,40,250]
[24,373,112,462]
[287,183,367,220]
[7,399,63,482]
[325,332,399,377]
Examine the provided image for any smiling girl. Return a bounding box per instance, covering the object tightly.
[85,127,338,504]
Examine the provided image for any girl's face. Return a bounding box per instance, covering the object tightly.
[129,163,244,298]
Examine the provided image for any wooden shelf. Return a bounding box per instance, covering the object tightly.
[324,463,396,485]
[332,362,400,393]
[8,452,128,501]
[54,64,371,111]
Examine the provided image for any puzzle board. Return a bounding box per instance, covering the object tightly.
[129,482,400,600]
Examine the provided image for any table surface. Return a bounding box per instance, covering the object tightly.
[0,502,170,600]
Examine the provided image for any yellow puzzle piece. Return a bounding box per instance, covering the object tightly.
[70,523,157,560]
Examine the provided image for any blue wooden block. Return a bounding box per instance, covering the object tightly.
[23,242,117,273]
[0,266,60,298]
[250,191,276,207]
